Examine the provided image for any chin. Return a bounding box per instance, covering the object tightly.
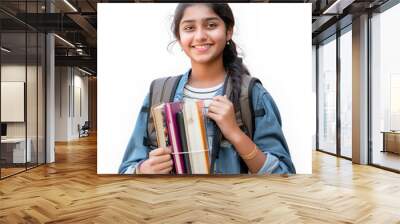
[190,54,219,64]
[192,58,214,64]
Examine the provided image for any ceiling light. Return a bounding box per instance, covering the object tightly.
[54,34,75,48]
[78,67,93,76]
[323,0,355,15]
[1,47,11,53]
[63,0,78,12]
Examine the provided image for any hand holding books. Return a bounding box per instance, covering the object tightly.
[138,146,174,174]
[150,101,210,174]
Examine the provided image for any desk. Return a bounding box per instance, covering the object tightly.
[381,131,400,154]
[1,138,31,163]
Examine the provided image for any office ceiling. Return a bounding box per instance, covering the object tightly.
[0,0,393,75]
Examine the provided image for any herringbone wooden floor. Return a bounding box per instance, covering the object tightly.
[1,134,400,224]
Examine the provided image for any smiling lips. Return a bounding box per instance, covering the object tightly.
[192,44,213,53]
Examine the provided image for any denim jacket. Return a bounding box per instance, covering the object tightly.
[119,70,296,174]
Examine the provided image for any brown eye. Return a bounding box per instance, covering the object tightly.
[183,26,194,31]
[208,23,217,29]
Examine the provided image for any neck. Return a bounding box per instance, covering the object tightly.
[189,57,226,88]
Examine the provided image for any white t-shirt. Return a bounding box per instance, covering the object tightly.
[183,82,224,112]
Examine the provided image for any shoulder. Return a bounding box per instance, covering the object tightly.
[247,77,272,104]
[150,73,186,82]
[148,75,183,93]
[149,69,190,91]
[149,75,184,89]
[150,75,175,86]
[249,77,282,123]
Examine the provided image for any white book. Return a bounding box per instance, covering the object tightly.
[182,100,209,174]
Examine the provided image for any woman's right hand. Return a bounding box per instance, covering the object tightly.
[138,146,174,174]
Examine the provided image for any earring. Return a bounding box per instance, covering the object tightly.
[226,40,230,45]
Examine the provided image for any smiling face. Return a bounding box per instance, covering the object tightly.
[177,4,233,65]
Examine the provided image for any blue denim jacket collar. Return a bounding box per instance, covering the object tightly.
[173,69,190,102]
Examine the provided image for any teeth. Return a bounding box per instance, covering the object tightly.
[194,44,210,49]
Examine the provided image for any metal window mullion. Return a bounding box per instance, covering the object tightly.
[336,30,341,157]
[316,45,320,150]
[25,0,28,171]
[36,0,39,167]
[367,11,373,165]
[44,26,47,164]
[73,68,75,118]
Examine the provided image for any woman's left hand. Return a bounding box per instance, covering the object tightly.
[207,95,242,141]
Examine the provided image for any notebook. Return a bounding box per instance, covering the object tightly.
[177,111,191,174]
[164,102,186,174]
[150,103,169,148]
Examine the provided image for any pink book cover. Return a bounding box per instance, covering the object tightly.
[164,102,186,174]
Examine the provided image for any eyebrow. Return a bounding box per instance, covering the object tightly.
[180,17,221,24]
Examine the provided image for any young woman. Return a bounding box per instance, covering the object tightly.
[119,3,296,174]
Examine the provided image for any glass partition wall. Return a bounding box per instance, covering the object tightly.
[316,0,400,173]
[370,2,400,172]
[339,27,352,159]
[317,35,337,155]
[0,1,46,179]
[317,26,353,159]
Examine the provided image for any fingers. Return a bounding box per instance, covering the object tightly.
[208,96,228,121]
[140,155,173,174]
[210,95,232,108]
[208,99,232,120]
[153,159,174,171]
[208,99,230,112]
[149,148,162,157]
[158,166,173,174]
[213,95,229,102]
[207,110,220,122]
[149,146,171,157]
[147,146,173,174]
[164,146,172,154]
[208,100,225,108]
[208,103,226,115]
[149,153,172,165]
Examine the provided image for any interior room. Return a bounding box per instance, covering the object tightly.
[0,0,399,223]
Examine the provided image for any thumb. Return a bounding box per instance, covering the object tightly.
[164,146,172,154]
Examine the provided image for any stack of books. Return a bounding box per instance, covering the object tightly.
[151,101,210,174]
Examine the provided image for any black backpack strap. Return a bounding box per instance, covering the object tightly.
[144,75,183,148]
[240,76,262,140]
[210,74,263,174]
[209,76,230,174]
[239,76,262,174]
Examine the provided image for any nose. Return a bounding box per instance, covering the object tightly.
[194,27,207,42]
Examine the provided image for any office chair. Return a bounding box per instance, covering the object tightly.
[79,121,90,138]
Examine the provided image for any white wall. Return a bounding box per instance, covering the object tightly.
[55,66,69,141]
[55,67,89,141]
[1,64,46,163]
[1,65,38,138]
[75,73,89,124]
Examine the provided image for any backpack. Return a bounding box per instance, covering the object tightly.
[142,74,265,174]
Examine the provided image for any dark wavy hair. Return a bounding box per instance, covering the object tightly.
[171,3,250,106]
